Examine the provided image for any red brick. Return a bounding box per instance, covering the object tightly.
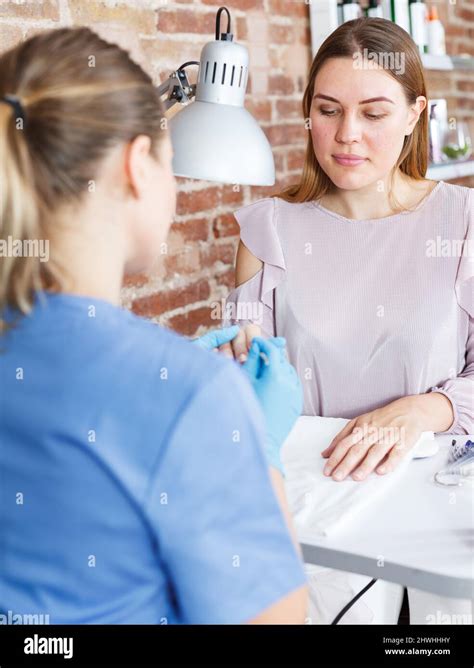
[69,0,156,33]
[446,37,474,56]
[0,0,59,20]
[299,24,311,45]
[456,97,474,110]
[176,187,220,215]
[123,272,150,288]
[212,213,240,238]
[287,147,305,171]
[164,247,201,277]
[267,0,309,19]
[221,186,244,207]
[445,25,466,38]
[167,305,215,336]
[454,40,474,56]
[456,80,474,93]
[170,218,209,242]
[236,16,248,41]
[264,123,306,147]
[157,9,217,35]
[455,7,474,22]
[217,267,235,290]
[201,0,264,8]
[269,74,295,95]
[200,242,236,268]
[269,24,296,45]
[276,98,304,120]
[131,279,210,318]
[273,151,285,172]
[245,98,272,122]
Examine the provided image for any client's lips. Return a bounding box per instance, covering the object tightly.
[332,154,367,166]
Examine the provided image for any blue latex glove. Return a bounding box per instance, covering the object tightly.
[193,325,240,351]
[242,336,303,475]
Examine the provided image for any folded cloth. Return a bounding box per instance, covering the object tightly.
[281,416,435,537]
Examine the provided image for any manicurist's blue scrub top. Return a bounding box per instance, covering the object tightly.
[0,291,306,624]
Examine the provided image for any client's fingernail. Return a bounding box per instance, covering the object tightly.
[333,472,343,481]
[377,466,386,474]
[239,353,247,363]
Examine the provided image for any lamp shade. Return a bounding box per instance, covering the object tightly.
[169,39,275,186]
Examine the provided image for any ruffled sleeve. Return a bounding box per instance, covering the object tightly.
[223,198,285,338]
[430,187,474,434]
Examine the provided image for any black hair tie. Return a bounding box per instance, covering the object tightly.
[0,94,27,127]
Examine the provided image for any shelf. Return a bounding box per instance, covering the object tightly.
[426,159,474,180]
[422,54,474,71]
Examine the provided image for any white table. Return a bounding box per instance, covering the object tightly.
[295,434,474,599]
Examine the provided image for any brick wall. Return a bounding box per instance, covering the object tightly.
[1,0,472,336]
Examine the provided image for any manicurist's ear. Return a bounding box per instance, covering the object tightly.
[124,134,152,198]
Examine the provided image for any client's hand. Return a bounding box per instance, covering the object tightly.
[321,395,427,482]
[242,337,303,475]
[217,323,262,362]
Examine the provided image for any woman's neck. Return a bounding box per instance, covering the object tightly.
[320,171,437,221]
[45,199,127,306]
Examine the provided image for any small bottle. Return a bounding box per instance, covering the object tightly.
[367,0,383,18]
[409,0,428,54]
[429,103,442,164]
[427,6,446,56]
[337,0,344,25]
[391,0,410,33]
[381,0,392,19]
[342,0,361,23]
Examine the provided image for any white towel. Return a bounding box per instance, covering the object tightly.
[281,416,435,537]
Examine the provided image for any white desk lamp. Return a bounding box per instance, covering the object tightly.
[157,6,275,186]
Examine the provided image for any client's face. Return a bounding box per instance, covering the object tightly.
[309,56,425,191]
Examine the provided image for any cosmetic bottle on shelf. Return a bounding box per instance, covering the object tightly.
[427,6,446,56]
[380,0,392,19]
[342,0,361,22]
[409,0,428,54]
[391,0,410,33]
[367,0,384,18]
[429,103,443,164]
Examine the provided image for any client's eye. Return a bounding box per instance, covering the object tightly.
[318,109,387,120]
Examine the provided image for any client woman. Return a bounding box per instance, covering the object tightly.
[225,18,473,624]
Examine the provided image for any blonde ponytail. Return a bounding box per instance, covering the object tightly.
[0,97,45,331]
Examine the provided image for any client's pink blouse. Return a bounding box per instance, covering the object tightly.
[224,181,473,434]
